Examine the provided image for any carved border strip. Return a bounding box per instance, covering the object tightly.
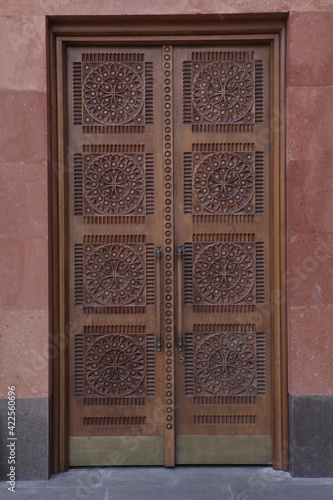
[192,51,254,61]
[162,46,175,447]
[145,62,154,124]
[192,143,255,152]
[257,332,266,395]
[146,153,154,215]
[74,335,84,397]
[183,60,192,124]
[83,234,145,244]
[83,416,147,426]
[255,151,264,213]
[82,53,144,63]
[183,152,192,214]
[146,244,155,306]
[255,60,264,122]
[83,144,145,153]
[74,153,83,216]
[256,241,265,303]
[194,415,257,425]
[73,62,82,125]
[83,397,146,407]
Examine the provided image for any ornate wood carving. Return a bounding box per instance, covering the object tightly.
[184,143,264,223]
[83,416,147,426]
[83,243,145,306]
[255,151,264,213]
[192,60,254,125]
[185,325,266,401]
[75,235,155,314]
[193,241,255,306]
[194,332,256,396]
[82,53,144,125]
[194,415,256,425]
[183,51,264,133]
[53,18,287,472]
[77,52,154,133]
[184,234,264,313]
[73,62,82,125]
[74,144,154,224]
[163,45,175,446]
[75,327,155,402]
[194,396,256,406]
[83,152,145,217]
[83,333,146,398]
[255,60,264,122]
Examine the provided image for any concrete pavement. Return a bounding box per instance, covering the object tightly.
[1,466,333,500]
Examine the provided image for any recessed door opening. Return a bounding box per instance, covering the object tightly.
[50,16,287,472]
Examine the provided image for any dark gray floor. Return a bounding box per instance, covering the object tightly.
[1,467,333,500]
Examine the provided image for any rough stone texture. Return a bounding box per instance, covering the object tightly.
[287,161,333,235]
[287,12,333,87]
[0,0,333,16]
[289,395,333,477]
[0,238,48,310]
[0,397,50,480]
[287,233,333,307]
[0,90,47,163]
[289,307,333,395]
[287,86,333,163]
[0,163,48,238]
[0,311,50,398]
[0,16,47,91]
[286,10,333,401]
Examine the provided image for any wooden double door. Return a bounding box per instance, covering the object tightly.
[66,43,273,466]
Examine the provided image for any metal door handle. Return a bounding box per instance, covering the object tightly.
[155,245,163,351]
[176,244,184,351]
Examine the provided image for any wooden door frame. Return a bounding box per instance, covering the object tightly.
[48,13,288,473]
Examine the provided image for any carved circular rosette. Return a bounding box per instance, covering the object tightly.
[192,61,254,124]
[83,153,145,216]
[193,152,254,214]
[84,334,145,397]
[83,62,144,125]
[194,332,256,396]
[84,244,145,306]
[194,242,255,304]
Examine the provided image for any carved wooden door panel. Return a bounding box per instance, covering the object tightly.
[66,43,272,466]
[173,46,272,464]
[67,47,167,466]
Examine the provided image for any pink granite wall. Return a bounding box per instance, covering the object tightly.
[287,12,333,395]
[0,1,332,400]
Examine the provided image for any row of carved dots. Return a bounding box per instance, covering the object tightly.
[163,46,174,431]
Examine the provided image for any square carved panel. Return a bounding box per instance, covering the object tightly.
[184,325,266,399]
[184,145,264,222]
[83,151,145,217]
[183,51,263,132]
[184,235,264,312]
[193,240,256,306]
[74,235,155,314]
[74,326,156,400]
[74,145,154,224]
[73,53,154,133]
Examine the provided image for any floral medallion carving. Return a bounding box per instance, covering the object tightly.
[84,243,145,306]
[194,332,256,396]
[83,62,144,125]
[192,61,254,124]
[83,153,145,216]
[193,242,255,305]
[84,334,145,397]
[193,152,254,214]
